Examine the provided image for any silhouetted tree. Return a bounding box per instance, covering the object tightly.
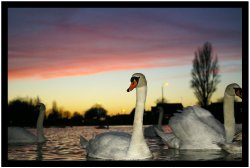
[191,42,220,107]
[62,111,71,119]
[70,112,84,125]
[8,97,40,127]
[84,104,107,120]
[58,111,70,125]
[47,101,62,125]
[84,104,108,125]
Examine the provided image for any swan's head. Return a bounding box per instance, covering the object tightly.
[127,73,147,92]
[36,103,46,112]
[225,83,242,99]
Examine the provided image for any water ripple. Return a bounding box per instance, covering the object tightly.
[8,126,238,161]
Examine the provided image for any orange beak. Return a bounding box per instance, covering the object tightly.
[127,80,138,92]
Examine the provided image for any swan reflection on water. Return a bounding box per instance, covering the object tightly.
[86,149,227,161]
[8,142,45,161]
[8,126,242,161]
[36,143,44,161]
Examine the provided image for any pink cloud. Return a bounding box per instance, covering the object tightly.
[8,34,241,80]
[8,50,189,80]
[8,9,242,80]
[220,65,242,74]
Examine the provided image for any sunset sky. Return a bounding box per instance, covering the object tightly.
[8,8,242,115]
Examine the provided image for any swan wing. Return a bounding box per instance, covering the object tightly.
[218,132,242,154]
[154,127,181,149]
[218,141,242,154]
[191,106,225,135]
[80,135,88,148]
[87,131,131,160]
[233,132,242,141]
[8,127,37,144]
[169,107,224,149]
[144,125,161,137]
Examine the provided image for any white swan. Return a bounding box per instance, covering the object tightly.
[154,83,242,150]
[218,132,242,154]
[80,73,152,160]
[144,106,164,137]
[8,103,46,144]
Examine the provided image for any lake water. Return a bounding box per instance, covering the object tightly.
[8,126,242,161]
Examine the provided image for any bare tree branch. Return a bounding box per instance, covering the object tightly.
[190,42,220,107]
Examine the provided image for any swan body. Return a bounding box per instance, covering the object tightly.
[8,103,46,144]
[80,73,152,160]
[82,132,131,159]
[154,83,242,150]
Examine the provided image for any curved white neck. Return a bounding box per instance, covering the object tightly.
[223,93,235,143]
[36,109,45,141]
[127,86,151,157]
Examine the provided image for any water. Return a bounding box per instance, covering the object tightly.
[8,126,241,161]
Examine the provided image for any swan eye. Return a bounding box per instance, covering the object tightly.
[130,77,140,83]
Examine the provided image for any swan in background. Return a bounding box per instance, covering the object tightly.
[80,73,152,160]
[219,99,242,155]
[144,106,164,137]
[8,103,46,144]
[154,83,242,150]
[218,132,242,154]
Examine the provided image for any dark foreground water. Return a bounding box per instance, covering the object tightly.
[8,126,241,161]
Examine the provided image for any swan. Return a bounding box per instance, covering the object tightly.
[80,73,152,160]
[8,103,46,144]
[218,132,242,154]
[154,83,242,150]
[144,106,164,137]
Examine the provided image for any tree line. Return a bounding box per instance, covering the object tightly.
[7,96,241,128]
[8,97,158,127]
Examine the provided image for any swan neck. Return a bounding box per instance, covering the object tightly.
[157,110,164,128]
[132,86,146,137]
[127,86,151,157]
[37,109,45,141]
[223,93,235,143]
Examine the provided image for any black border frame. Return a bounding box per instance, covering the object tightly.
[1,1,249,167]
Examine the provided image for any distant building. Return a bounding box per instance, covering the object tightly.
[150,103,183,124]
[207,102,242,124]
